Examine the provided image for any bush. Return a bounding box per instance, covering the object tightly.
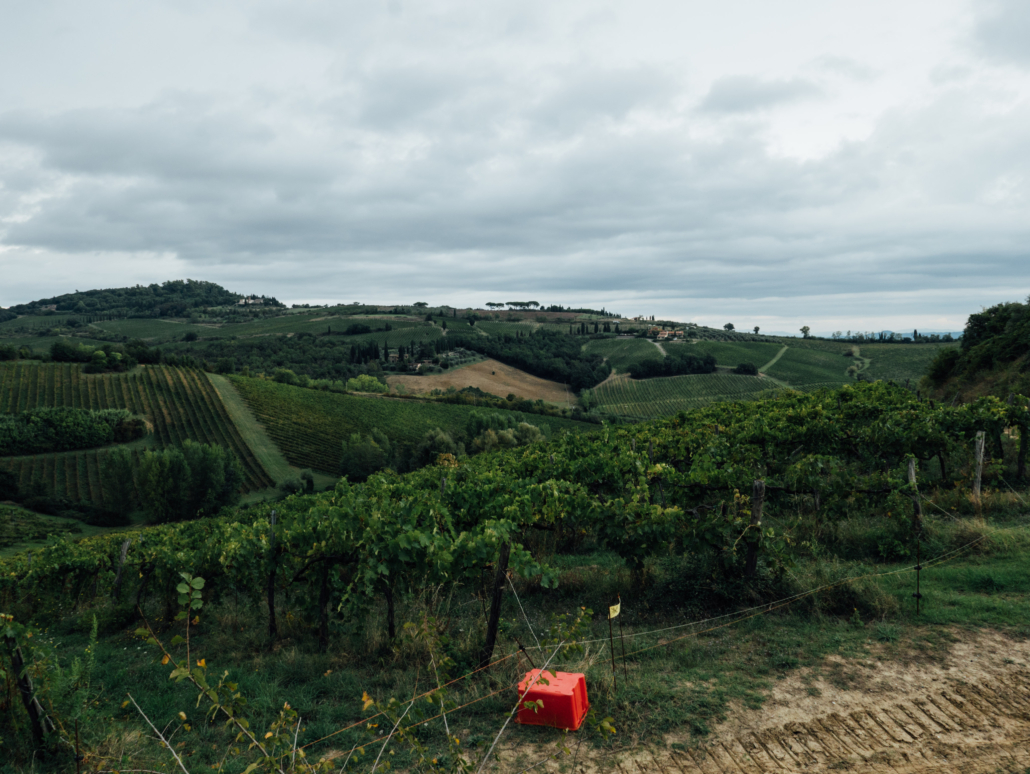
[0,407,136,455]
[346,374,388,393]
[733,362,758,375]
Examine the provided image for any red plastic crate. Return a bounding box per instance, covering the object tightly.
[515,670,589,731]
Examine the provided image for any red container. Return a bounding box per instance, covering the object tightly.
[515,670,589,731]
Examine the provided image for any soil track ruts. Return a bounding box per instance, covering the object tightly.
[504,631,1030,774]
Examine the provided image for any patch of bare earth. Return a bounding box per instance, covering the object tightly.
[386,359,573,406]
[497,630,1030,774]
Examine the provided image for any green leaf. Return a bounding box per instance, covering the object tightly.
[176,582,189,594]
[171,635,184,645]
[191,577,205,589]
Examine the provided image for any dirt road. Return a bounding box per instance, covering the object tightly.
[507,631,1030,774]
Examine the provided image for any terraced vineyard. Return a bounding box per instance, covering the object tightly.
[593,372,780,418]
[0,363,273,498]
[233,376,594,473]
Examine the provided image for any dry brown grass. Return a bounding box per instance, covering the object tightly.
[386,359,574,406]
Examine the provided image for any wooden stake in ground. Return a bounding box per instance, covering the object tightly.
[111,538,132,600]
[973,431,985,517]
[908,459,923,532]
[745,480,765,578]
[607,599,620,692]
[617,595,628,680]
[478,541,511,670]
[267,510,278,639]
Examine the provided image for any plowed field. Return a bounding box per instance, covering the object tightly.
[507,631,1030,774]
[386,359,573,406]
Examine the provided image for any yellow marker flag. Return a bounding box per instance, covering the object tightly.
[608,602,621,619]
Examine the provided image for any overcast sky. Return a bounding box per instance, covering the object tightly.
[1,0,1029,332]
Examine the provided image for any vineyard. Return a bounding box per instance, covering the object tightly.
[582,337,662,372]
[675,340,784,368]
[91,318,217,340]
[763,346,853,386]
[1,381,1025,771]
[0,448,133,509]
[0,363,274,497]
[861,342,957,382]
[232,375,592,472]
[593,372,780,417]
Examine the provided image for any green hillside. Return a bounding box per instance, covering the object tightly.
[592,372,780,418]
[232,376,595,473]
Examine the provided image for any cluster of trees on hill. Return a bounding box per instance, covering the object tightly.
[9,280,281,318]
[926,300,1030,389]
[447,328,610,391]
[101,442,243,522]
[0,408,144,456]
[628,351,717,379]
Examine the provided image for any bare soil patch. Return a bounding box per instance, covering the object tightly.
[498,630,1030,774]
[386,359,573,406]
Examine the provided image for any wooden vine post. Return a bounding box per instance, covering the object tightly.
[1018,401,1029,480]
[111,538,132,600]
[267,510,278,640]
[908,459,923,532]
[973,431,985,517]
[478,541,511,671]
[745,480,765,578]
[3,634,54,750]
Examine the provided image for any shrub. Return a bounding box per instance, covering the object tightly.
[733,362,758,375]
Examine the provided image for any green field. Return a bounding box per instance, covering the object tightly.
[475,320,537,337]
[763,346,853,386]
[860,342,957,382]
[593,373,781,418]
[90,318,218,340]
[0,315,92,331]
[0,363,274,497]
[582,337,661,372]
[232,376,595,473]
[667,340,785,369]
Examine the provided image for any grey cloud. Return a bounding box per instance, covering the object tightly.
[698,75,823,113]
[972,0,1030,67]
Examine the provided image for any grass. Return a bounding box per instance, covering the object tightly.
[207,373,295,485]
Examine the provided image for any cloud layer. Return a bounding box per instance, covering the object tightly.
[1,0,1028,330]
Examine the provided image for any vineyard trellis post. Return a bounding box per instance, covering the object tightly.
[1018,400,1029,480]
[973,431,985,517]
[478,541,511,671]
[3,633,54,750]
[907,459,922,532]
[267,510,278,640]
[745,480,765,578]
[111,538,132,600]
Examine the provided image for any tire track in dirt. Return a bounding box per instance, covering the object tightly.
[663,672,1030,774]
[510,633,1030,774]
